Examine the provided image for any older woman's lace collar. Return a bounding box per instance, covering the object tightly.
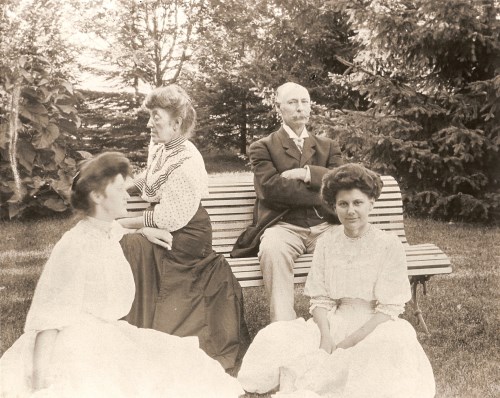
[163,136,187,150]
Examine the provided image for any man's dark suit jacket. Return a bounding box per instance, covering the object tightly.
[230,127,343,258]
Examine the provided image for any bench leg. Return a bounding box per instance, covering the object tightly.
[410,276,431,335]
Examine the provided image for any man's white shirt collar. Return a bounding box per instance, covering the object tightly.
[283,124,309,140]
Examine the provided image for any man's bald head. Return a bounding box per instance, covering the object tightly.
[275,82,311,134]
[275,82,310,105]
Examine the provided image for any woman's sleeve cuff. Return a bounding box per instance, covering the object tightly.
[303,166,311,184]
[309,297,336,315]
[134,177,145,191]
[143,209,158,228]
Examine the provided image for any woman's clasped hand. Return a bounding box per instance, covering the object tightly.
[136,227,172,249]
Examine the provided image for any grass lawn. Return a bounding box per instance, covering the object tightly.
[1,214,498,397]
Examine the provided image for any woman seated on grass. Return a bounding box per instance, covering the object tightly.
[237,163,436,398]
[0,152,243,398]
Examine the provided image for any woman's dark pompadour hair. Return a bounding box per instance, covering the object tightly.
[70,152,131,214]
[321,163,383,208]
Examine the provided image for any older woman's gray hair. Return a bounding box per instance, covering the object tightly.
[144,85,196,137]
[321,163,383,209]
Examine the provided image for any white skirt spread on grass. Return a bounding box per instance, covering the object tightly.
[238,301,435,398]
[2,319,243,398]
[0,218,243,398]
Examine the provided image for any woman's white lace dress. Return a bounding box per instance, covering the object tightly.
[0,218,243,398]
[238,225,435,398]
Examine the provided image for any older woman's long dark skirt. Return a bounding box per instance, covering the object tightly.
[120,205,249,372]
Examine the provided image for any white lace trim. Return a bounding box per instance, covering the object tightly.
[375,303,405,320]
[308,296,337,314]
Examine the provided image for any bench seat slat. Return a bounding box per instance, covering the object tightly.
[231,266,452,285]
[226,247,450,264]
[407,267,452,276]
[230,264,453,276]
[407,259,452,267]
[237,266,454,288]
[403,244,445,252]
[407,255,450,262]
[406,251,448,257]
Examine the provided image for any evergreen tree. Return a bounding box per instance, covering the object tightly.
[327,0,500,222]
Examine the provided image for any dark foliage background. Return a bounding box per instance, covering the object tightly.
[1,0,498,222]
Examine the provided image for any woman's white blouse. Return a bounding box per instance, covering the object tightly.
[135,138,209,232]
[304,225,411,318]
[24,218,135,332]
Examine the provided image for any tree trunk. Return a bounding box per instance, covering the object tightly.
[133,76,141,106]
[9,81,22,200]
[239,99,247,155]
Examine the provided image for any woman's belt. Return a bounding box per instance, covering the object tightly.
[334,298,376,309]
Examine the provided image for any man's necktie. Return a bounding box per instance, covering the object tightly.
[294,137,304,152]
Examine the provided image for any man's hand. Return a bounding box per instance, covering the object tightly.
[281,168,307,181]
[140,227,172,249]
[319,334,336,354]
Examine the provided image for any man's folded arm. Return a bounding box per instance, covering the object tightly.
[250,141,323,207]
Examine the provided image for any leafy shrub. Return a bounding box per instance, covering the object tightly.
[0,0,81,219]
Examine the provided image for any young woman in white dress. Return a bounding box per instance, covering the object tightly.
[237,163,435,398]
[0,152,243,398]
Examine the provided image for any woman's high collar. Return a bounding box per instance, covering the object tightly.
[162,136,187,150]
[82,216,113,234]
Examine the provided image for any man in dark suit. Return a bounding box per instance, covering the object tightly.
[231,82,343,322]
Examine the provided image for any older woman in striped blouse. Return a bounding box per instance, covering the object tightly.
[118,85,248,372]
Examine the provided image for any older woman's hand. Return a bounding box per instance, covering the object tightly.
[139,227,172,249]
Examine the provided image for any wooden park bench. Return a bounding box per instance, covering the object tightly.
[127,174,452,334]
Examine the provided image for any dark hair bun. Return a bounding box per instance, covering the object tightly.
[71,152,131,214]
